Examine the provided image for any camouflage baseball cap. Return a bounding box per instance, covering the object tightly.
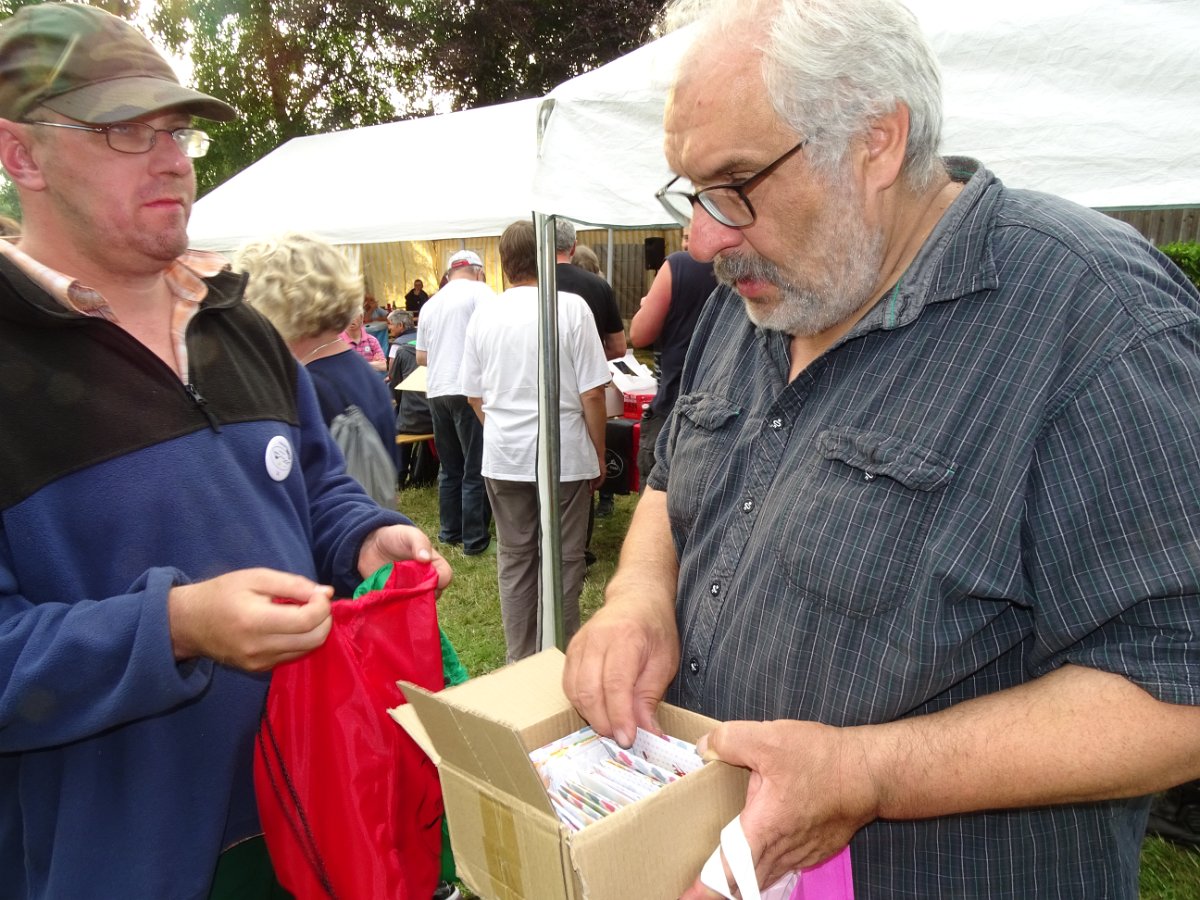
[0,2,236,124]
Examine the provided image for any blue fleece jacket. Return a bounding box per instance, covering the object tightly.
[0,258,410,899]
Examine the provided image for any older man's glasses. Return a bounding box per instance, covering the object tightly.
[24,120,212,159]
[656,138,809,228]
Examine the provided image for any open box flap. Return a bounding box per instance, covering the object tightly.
[399,649,579,816]
[388,703,439,765]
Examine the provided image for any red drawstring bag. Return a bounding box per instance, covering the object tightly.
[254,560,445,899]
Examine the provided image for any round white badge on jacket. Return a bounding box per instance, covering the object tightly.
[265,435,294,481]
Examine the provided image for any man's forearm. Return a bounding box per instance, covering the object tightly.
[581,386,607,465]
[603,331,627,360]
[562,485,682,745]
[859,663,1200,820]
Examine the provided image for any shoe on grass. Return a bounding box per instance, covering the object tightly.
[433,882,462,900]
[1147,781,1200,848]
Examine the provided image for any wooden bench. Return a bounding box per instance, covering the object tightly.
[396,433,434,446]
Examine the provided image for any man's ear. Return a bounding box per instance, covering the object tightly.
[0,119,46,191]
[859,103,910,195]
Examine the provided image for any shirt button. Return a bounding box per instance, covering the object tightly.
[710,582,720,596]
[741,498,754,513]
[688,658,700,674]
[769,417,784,430]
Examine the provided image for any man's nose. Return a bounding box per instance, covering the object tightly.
[148,129,192,175]
[686,204,743,262]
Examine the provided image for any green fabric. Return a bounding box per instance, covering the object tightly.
[441,816,457,883]
[439,629,469,687]
[354,563,466,881]
[354,564,469,687]
[208,837,292,900]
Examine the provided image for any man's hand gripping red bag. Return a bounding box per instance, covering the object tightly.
[255,560,445,899]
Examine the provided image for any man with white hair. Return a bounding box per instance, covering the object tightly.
[564,0,1200,896]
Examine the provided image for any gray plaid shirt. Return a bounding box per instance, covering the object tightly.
[651,159,1200,897]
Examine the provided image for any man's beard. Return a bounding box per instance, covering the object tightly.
[713,172,886,336]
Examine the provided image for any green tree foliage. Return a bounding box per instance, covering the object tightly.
[149,0,437,195]
[409,0,663,108]
[0,1,663,198]
[150,0,662,195]
[1160,242,1200,289]
[0,173,18,222]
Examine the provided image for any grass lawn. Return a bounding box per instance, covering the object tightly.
[398,481,631,677]
[393,483,1200,897]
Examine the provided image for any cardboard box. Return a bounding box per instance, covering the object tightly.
[604,384,625,418]
[393,649,748,900]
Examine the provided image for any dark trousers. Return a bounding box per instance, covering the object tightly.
[428,394,490,552]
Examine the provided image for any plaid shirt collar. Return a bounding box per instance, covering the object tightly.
[0,239,227,317]
[0,238,229,378]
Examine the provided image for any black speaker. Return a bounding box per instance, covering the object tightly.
[644,237,666,270]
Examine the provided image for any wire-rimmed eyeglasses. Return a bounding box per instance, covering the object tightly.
[23,120,212,159]
[656,138,809,228]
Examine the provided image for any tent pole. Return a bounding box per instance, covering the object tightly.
[606,228,615,284]
[534,212,565,652]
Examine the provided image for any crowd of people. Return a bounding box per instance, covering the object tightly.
[1,1,1198,899]
[461,220,611,662]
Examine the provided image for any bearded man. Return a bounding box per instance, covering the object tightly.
[564,1,1200,897]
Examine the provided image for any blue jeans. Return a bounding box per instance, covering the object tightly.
[428,394,490,552]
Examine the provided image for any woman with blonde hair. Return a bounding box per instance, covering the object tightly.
[234,232,399,486]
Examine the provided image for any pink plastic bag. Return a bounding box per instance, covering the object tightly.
[763,848,854,899]
[703,816,854,900]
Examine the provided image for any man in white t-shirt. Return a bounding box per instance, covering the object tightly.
[461,220,610,661]
[416,250,495,554]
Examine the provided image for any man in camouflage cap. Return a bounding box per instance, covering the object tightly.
[0,5,450,899]
[0,1,234,126]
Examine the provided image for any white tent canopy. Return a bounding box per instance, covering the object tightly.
[532,0,1200,226]
[191,0,1200,252]
[188,98,544,251]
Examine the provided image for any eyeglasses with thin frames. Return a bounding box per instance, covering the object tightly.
[23,120,212,159]
[656,137,809,228]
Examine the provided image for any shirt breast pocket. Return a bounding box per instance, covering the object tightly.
[665,393,743,525]
[777,426,956,617]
